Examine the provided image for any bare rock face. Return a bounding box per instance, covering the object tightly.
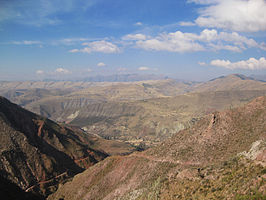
[0,96,108,197]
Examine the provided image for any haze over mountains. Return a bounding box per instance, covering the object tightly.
[1,74,265,147]
[0,73,265,199]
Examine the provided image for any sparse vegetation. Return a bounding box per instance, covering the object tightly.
[48,96,266,200]
[1,76,266,199]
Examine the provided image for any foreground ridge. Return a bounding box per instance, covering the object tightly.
[49,96,266,200]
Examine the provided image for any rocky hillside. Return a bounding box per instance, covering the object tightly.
[191,74,266,92]
[0,96,127,197]
[49,96,266,200]
[1,74,265,148]
[0,79,190,104]
[26,90,266,147]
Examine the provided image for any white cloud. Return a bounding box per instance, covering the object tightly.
[138,66,150,71]
[179,21,196,26]
[190,0,266,32]
[55,68,71,74]
[208,43,242,52]
[135,22,143,26]
[210,57,266,70]
[36,70,44,75]
[132,29,265,53]
[11,40,42,45]
[69,40,120,54]
[87,68,92,72]
[122,34,147,41]
[69,49,79,53]
[97,62,106,67]
[136,31,204,53]
[198,61,207,66]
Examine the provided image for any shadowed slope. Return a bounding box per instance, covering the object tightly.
[0,96,108,197]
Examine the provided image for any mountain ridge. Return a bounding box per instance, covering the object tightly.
[48,96,266,200]
[0,96,117,197]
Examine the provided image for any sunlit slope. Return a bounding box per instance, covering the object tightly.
[33,90,266,146]
[49,96,266,200]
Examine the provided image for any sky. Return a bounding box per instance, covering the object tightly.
[0,0,266,81]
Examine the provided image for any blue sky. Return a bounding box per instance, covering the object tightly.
[0,0,266,81]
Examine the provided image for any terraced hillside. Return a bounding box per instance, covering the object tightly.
[0,97,135,198]
[49,96,266,200]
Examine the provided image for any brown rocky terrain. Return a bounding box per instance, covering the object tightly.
[191,74,266,92]
[0,96,134,198]
[49,96,266,200]
[22,90,265,148]
[1,74,265,148]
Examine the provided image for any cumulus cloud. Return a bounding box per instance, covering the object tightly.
[190,0,266,32]
[69,40,120,54]
[55,68,71,74]
[97,62,106,67]
[136,31,204,53]
[133,29,263,53]
[122,34,147,41]
[210,57,266,70]
[138,66,150,71]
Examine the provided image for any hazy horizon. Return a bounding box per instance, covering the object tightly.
[0,72,265,83]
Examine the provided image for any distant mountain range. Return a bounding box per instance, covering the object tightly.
[249,74,266,82]
[0,74,265,147]
[82,73,169,82]
[41,73,169,82]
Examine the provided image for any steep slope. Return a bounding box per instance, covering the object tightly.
[0,96,108,197]
[49,96,266,200]
[1,75,265,148]
[0,175,42,200]
[192,74,266,92]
